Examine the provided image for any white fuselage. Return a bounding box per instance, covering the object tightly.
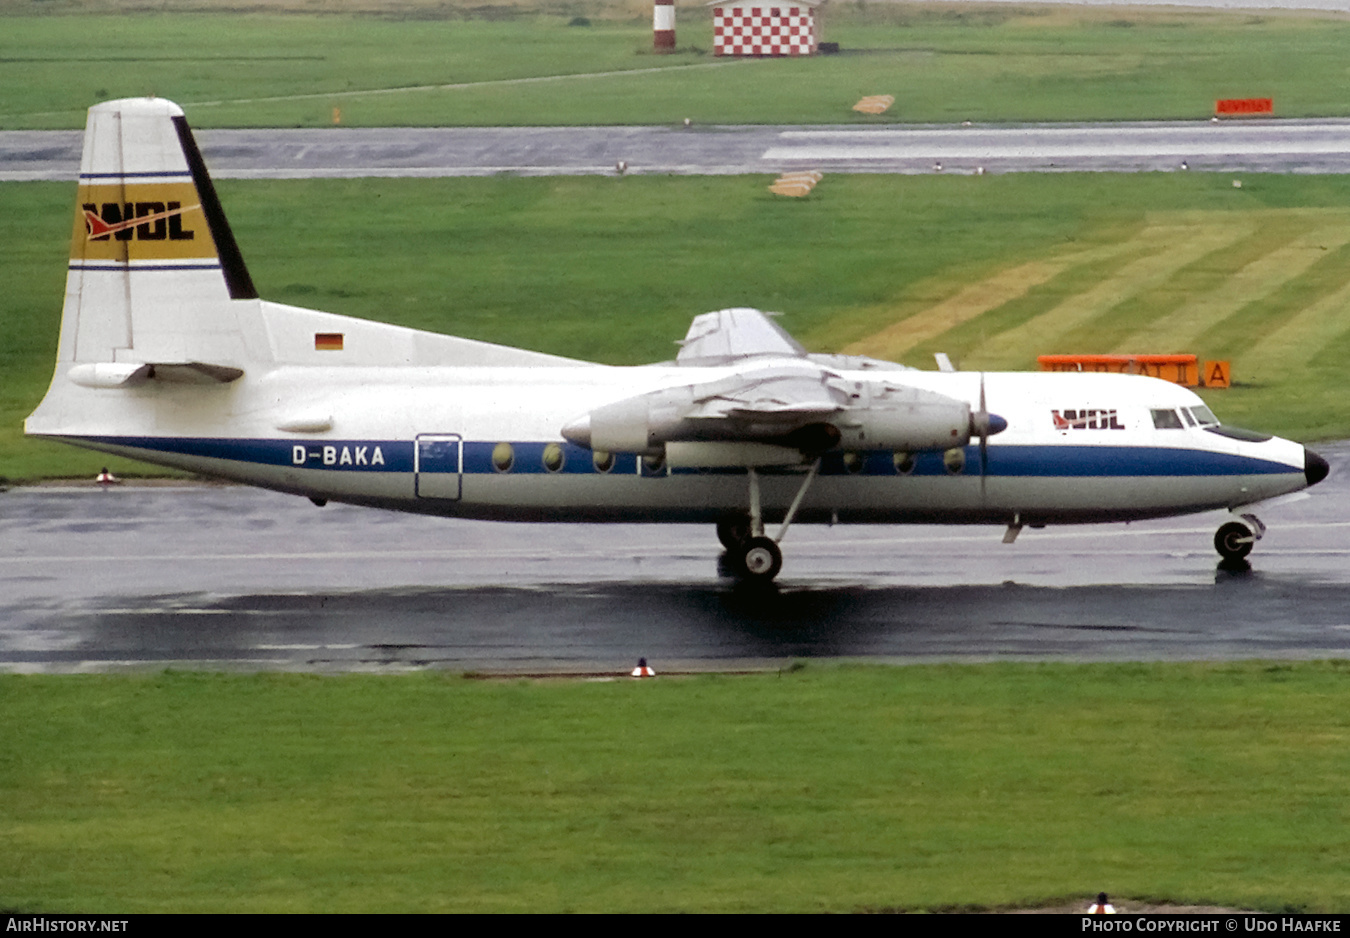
[39,360,1313,527]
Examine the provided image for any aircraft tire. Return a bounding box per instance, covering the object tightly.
[1214,521,1255,561]
[737,536,783,582]
[716,513,753,551]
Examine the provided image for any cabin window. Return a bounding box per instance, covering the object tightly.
[491,442,514,473]
[542,442,564,473]
[842,452,865,474]
[943,447,965,475]
[1151,409,1184,430]
[593,450,615,473]
[641,453,665,475]
[893,451,916,475]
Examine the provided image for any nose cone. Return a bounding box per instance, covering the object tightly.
[562,414,592,449]
[1305,447,1330,487]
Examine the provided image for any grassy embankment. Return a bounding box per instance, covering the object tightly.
[2,4,1350,128]
[6,173,1350,480]
[4,662,1350,912]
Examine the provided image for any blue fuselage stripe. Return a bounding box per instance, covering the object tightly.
[69,436,1299,478]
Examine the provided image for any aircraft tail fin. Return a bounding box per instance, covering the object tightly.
[60,96,257,369]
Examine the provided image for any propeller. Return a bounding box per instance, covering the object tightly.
[969,373,1008,498]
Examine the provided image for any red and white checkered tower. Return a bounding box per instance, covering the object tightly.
[654,0,676,52]
[711,0,819,57]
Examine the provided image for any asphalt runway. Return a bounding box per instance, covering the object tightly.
[1,442,1345,673]
[5,119,1350,180]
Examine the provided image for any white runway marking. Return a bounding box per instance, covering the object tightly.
[765,124,1350,162]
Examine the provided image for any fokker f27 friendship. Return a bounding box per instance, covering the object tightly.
[27,98,1330,581]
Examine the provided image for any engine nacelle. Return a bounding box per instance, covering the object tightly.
[565,391,685,456]
[561,375,991,457]
[834,389,972,452]
[591,394,658,455]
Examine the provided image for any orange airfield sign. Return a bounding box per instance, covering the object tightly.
[1038,355,1232,388]
[1038,354,1199,386]
[1215,98,1273,116]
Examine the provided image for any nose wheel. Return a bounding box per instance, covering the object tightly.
[1214,522,1254,561]
[1215,513,1265,562]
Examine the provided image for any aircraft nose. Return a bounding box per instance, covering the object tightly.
[1305,447,1330,487]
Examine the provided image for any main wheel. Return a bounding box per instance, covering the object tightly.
[716,513,753,551]
[1215,521,1255,561]
[736,536,783,582]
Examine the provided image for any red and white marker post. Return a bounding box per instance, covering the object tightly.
[654,0,675,52]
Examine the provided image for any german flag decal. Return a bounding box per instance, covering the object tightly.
[314,333,345,351]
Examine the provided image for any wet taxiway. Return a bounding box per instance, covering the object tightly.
[6,119,1350,180]
[1,442,1346,673]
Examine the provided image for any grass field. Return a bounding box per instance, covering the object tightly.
[4,663,1350,912]
[3,3,1350,127]
[6,171,1350,480]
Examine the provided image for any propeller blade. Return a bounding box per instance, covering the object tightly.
[968,372,1007,500]
[979,373,988,498]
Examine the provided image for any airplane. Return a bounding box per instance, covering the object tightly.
[25,97,1331,583]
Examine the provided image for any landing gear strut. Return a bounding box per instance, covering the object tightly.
[720,461,820,583]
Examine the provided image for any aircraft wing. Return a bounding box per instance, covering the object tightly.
[562,308,996,463]
[684,368,847,423]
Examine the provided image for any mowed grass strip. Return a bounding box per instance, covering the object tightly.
[4,663,1350,912]
[1119,213,1350,355]
[1193,238,1350,364]
[1106,213,1324,354]
[893,223,1194,371]
[1247,266,1350,381]
[963,221,1251,369]
[839,241,1138,365]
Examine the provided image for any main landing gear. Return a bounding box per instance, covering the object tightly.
[1214,513,1266,562]
[718,462,820,584]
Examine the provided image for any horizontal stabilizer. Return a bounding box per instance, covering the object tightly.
[677,308,806,365]
[67,361,244,387]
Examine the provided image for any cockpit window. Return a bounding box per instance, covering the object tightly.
[1205,425,1273,443]
[1151,409,1184,430]
[1187,405,1219,427]
[1180,408,1197,427]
